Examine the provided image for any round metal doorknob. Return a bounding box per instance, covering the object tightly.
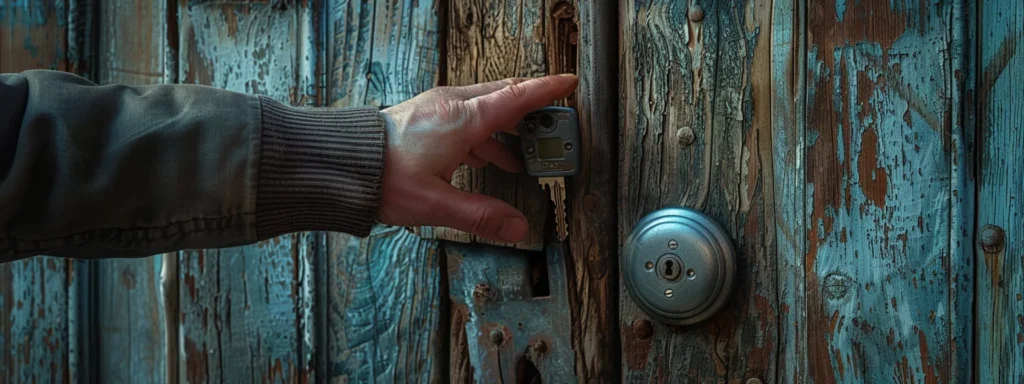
[622,207,736,325]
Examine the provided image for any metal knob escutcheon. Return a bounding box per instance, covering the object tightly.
[622,207,736,325]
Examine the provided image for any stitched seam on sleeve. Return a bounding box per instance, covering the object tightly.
[0,212,254,246]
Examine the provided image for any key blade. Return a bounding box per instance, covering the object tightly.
[539,177,568,241]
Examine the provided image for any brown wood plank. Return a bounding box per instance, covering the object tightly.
[94,1,174,381]
[567,0,618,381]
[322,1,444,381]
[0,1,73,382]
[176,2,318,382]
[619,0,779,382]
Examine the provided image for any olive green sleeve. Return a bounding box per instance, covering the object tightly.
[0,70,386,262]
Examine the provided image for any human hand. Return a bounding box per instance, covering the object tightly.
[378,74,579,243]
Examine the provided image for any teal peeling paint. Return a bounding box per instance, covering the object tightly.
[4,0,48,26]
[836,0,846,22]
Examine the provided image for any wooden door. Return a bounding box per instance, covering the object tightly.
[2,1,1023,383]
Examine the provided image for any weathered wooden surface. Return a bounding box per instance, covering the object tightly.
[619,0,778,382]
[326,227,443,382]
[976,1,1022,382]
[177,2,317,382]
[568,1,619,381]
[792,0,970,382]
[94,0,173,381]
[0,1,74,382]
[323,0,444,382]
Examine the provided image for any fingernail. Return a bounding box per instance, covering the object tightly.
[499,217,528,243]
[558,73,577,78]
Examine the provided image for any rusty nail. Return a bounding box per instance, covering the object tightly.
[632,319,653,340]
[688,5,704,22]
[490,329,505,346]
[664,289,674,298]
[473,283,495,301]
[981,225,1005,253]
[678,127,695,147]
[668,239,678,250]
[746,378,764,384]
[527,340,548,360]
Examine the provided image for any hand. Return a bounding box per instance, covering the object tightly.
[378,74,578,243]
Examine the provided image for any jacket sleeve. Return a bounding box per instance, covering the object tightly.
[0,70,386,262]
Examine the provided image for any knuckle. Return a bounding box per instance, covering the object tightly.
[500,83,528,100]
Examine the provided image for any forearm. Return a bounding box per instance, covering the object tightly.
[0,70,385,262]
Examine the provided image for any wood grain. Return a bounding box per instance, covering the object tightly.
[568,1,618,381]
[619,0,778,382]
[94,1,174,381]
[326,227,443,382]
[322,1,444,382]
[799,0,970,382]
[0,1,73,382]
[176,2,318,382]
[976,1,1022,382]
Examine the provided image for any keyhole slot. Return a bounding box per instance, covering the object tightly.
[655,254,683,282]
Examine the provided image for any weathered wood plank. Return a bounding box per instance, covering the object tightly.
[619,0,778,382]
[323,1,444,382]
[976,1,1022,382]
[326,228,443,382]
[568,1,618,381]
[438,0,565,251]
[771,0,809,382]
[177,2,318,382]
[0,2,73,382]
[799,0,968,382]
[94,1,173,381]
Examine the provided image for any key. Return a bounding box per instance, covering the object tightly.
[539,176,568,241]
[517,106,581,241]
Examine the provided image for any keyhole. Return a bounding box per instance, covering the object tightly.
[656,254,683,282]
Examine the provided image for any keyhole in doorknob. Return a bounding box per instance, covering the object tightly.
[656,254,683,282]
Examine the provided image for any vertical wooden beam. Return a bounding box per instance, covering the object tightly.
[175,1,319,382]
[323,1,444,382]
[569,0,618,381]
[619,0,779,381]
[0,1,74,382]
[799,0,971,382]
[92,0,174,381]
[976,1,1022,382]
[772,0,809,382]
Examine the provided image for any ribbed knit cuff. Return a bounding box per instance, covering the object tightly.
[254,96,386,239]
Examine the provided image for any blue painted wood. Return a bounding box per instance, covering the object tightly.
[323,1,444,382]
[176,2,319,382]
[976,1,1023,382]
[1,1,76,382]
[93,1,174,381]
[798,0,971,382]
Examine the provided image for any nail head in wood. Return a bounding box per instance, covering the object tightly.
[688,5,704,22]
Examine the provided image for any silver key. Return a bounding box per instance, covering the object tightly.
[538,176,568,241]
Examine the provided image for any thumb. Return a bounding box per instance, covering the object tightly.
[427,180,529,243]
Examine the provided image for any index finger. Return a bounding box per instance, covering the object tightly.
[466,74,578,139]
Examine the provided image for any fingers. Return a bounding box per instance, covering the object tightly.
[471,138,523,173]
[427,180,528,243]
[454,77,526,99]
[466,74,578,139]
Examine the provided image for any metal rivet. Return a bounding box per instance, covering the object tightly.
[564,142,574,151]
[645,261,654,270]
[632,319,653,339]
[677,126,695,147]
[686,269,696,278]
[688,5,704,22]
[664,289,674,298]
[668,239,678,250]
[490,329,505,345]
[981,225,1005,253]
